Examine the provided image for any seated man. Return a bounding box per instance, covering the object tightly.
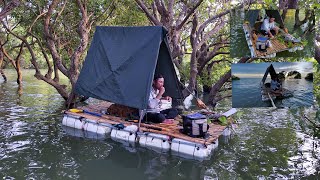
[270,76,282,95]
[143,74,178,123]
[260,15,279,38]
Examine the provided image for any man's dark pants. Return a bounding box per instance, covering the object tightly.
[261,29,276,36]
[142,108,178,123]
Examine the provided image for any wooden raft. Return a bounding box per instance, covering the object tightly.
[243,23,301,57]
[254,38,288,57]
[64,102,227,145]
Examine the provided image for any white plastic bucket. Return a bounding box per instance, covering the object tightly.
[111,129,136,143]
[171,138,213,158]
[138,133,170,151]
[62,115,84,129]
[62,114,112,135]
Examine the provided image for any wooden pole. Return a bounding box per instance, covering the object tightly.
[268,93,276,108]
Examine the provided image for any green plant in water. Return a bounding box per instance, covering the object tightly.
[276,35,285,44]
[218,116,228,126]
[301,40,308,47]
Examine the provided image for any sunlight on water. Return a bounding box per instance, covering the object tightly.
[288,132,320,176]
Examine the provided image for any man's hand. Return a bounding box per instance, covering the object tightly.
[159,87,165,96]
[156,86,165,100]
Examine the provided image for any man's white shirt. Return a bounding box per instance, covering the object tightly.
[261,18,275,31]
[147,88,161,113]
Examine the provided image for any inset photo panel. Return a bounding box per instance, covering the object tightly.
[230,9,315,58]
[232,62,313,108]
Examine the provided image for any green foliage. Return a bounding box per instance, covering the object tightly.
[276,35,285,44]
[301,40,308,47]
[218,115,227,126]
[198,60,231,89]
[263,0,279,9]
[108,0,149,26]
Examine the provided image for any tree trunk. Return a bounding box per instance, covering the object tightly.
[315,43,320,64]
[15,44,23,86]
[16,58,22,85]
[279,0,298,9]
[17,83,22,96]
[0,51,7,82]
[182,14,198,97]
[0,0,20,20]
[202,60,216,93]
[0,69,7,82]
[287,0,298,9]
[279,0,288,9]
[183,50,198,97]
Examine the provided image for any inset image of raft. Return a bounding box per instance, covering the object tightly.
[230,9,315,58]
[232,62,313,108]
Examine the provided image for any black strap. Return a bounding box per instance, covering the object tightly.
[199,124,203,137]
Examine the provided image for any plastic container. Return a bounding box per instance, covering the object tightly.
[83,120,112,135]
[138,133,170,151]
[62,114,112,135]
[111,129,136,143]
[171,138,215,158]
[62,115,84,129]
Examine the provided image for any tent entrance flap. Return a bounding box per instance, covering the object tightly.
[154,41,182,100]
[74,26,182,110]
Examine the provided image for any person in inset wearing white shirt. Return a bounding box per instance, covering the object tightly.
[260,15,279,38]
[142,74,178,123]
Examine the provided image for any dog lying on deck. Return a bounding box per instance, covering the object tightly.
[107,104,139,119]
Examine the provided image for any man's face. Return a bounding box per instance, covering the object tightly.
[269,18,275,23]
[153,78,164,90]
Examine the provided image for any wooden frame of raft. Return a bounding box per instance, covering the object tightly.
[64,102,228,145]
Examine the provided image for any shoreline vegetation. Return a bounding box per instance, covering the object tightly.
[232,75,240,80]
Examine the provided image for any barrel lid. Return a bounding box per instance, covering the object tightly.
[257,36,268,41]
[184,112,206,119]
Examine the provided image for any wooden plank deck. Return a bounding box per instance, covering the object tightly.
[254,38,288,57]
[64,102,227,145]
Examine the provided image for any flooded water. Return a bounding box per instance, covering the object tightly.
[230,9,315,57]
[0,69,319,179]
[232,78,313,108]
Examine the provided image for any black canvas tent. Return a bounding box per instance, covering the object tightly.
[75,26,182,110]
[261,64,277,84]
[245,9,284,29]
